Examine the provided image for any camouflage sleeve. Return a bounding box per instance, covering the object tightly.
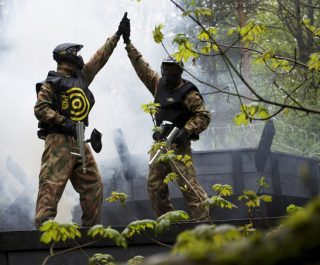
[183,90,211,136]
[34,83,66,125]
[83,34,120,86]
[125,42,160,96]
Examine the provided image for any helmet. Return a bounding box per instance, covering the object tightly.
[161,56,184,76]
[53,43,84,70]
[161,56,184,67]
[161,56,184,88]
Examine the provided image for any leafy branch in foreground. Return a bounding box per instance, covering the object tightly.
[203,184,238,210]
[156,210,190,235]
[88,225,127,248]
[173,224,242,260]
[140,197,320,265]
[40,220,81,244]
[106,191,129,206]
[88,253,115,265]
[121,219,158,238]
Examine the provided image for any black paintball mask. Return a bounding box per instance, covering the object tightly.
[161,57,184,89]
[53,43,85,70]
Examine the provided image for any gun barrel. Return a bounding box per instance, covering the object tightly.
[166,127,179,146]
[148,127,179,166]
[149,148,162,165]
[71,121,87,173]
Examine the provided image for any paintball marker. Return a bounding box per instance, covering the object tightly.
[71,121,102,173]
[149,125,179,165]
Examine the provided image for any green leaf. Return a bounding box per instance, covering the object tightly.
[88,224,105,238]
[106,191,128,206]
[39,221,81,245]
[234,113,249,125]
[200,44,211,54]
[259,176,270,189]
[194,7,213,17]
[286,204,303,215]
[260,195,272,203]
[153,24,164,44]
[203,196,237,209]
[121,219,157,238]
[141,102,160,116]
[155,210,190,234]
[158,150,176,163]
[149,141,166,153]
[308,53,320,71]
[164,172,178,184]
[212,184,233,197]
[128,256,145,265]
[88,253,115,265]
[176,154,192,167]
[172,34,199,63]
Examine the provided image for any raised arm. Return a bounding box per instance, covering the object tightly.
[125,42,161,96]
[83,13,130,85]
[82,34,120,86]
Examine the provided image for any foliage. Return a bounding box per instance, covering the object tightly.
[88,253,115,265]
[238,190,272,208]
[127,256,145,265]
[106,191,128,206]
[153,24,164,44]
[149,141,166,153]
[307,52,320,72]
[39,220,81,244]
[212,184,233,197]
[172,34,199,62]
[121,219,158,238]
[286,204,303,215]
[175,154,192,167]
[163,172,178,184]
[204,184,237,210]
[204,196,237,209]
[140,197,320,265]
[155,210,190,235]
[157,150,193,168]
[258,176,270,189]
[140,102,160,116]
[158,150,176,163]
[173,224,242,260]
[238,223,256,236]
[88,225,127,248]
[234,103,270,125]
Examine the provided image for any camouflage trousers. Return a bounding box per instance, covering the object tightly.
[148,141,209,219]
[35,133,103,228]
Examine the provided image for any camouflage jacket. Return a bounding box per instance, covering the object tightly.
[34,34,120,125]
[125,42,211,136]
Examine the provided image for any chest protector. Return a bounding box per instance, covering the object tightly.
[154,78,199,130]
[36,71,95,131]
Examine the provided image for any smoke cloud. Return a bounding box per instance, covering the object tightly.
[0,0,176,228]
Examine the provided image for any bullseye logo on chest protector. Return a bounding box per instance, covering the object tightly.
[65,87,90,121]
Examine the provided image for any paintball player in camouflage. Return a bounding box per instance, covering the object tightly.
[34,13,130,228]
[122,19,211,220]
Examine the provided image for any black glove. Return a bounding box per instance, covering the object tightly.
[116,12,130,40]
[61,119,77,137]
[122,18,131,44]
[172,128,189,147]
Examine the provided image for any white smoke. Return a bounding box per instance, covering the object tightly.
[0,0,176,227]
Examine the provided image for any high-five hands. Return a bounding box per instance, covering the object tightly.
[116,12,130,43]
